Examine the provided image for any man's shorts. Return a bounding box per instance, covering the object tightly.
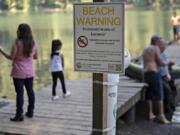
[144,71,164,100]
[173,25,180,35]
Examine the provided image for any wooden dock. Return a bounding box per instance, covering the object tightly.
[0,75,145,135]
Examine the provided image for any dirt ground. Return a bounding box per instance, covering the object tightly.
[116,112,180,135]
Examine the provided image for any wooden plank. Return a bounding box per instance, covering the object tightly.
[117,92,142,118]
[119,76,133,80]
[0,109,92,121]
[119,83,147,87]
[118,88,142,93]
[0,113,91,135]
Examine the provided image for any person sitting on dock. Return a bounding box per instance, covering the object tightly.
[143,35,173,124]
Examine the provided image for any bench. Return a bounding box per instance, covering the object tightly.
[116,76,147,123]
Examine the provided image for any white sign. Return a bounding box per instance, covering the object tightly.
[73,3,124,73]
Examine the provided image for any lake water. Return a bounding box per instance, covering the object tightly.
[0,9,177,98]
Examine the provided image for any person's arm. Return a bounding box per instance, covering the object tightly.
[33,47,38,59]
[178,16,180,24]
[0,45,17,60]
[61,53,64,69]
[155,46,174,67]
[166,72,171,81]
[155,46,168,66]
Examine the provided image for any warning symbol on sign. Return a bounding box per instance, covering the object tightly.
[77,36,88,48]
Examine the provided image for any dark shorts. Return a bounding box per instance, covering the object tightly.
[144,71,164,101]
[173,25,180,35]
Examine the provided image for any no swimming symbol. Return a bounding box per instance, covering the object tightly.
[77,36,88,48]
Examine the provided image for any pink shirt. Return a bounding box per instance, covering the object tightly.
[11,40,37,79]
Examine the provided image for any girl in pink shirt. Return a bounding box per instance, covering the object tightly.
[0,23,37,121]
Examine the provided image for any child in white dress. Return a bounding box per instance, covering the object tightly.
[50,39,71,100]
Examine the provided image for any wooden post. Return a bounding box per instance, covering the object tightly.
[92,0,118,135]
[92,73,107,135]
[92,73,119,135]
[92,0,109,133]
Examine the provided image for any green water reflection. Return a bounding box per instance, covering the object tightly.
[0,9,177,98]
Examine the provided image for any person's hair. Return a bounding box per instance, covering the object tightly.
[17,23,34,57]
[51,39,62,58]
[150,35,161,45]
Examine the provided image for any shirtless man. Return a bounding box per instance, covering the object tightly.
[170,10,180,41]
[143,35,173,124]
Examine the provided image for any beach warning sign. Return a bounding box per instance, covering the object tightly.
[73,3,124,73]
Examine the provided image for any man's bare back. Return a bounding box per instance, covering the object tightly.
[143,45,161,72]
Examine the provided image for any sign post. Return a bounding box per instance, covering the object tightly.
[73,0,124,135]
